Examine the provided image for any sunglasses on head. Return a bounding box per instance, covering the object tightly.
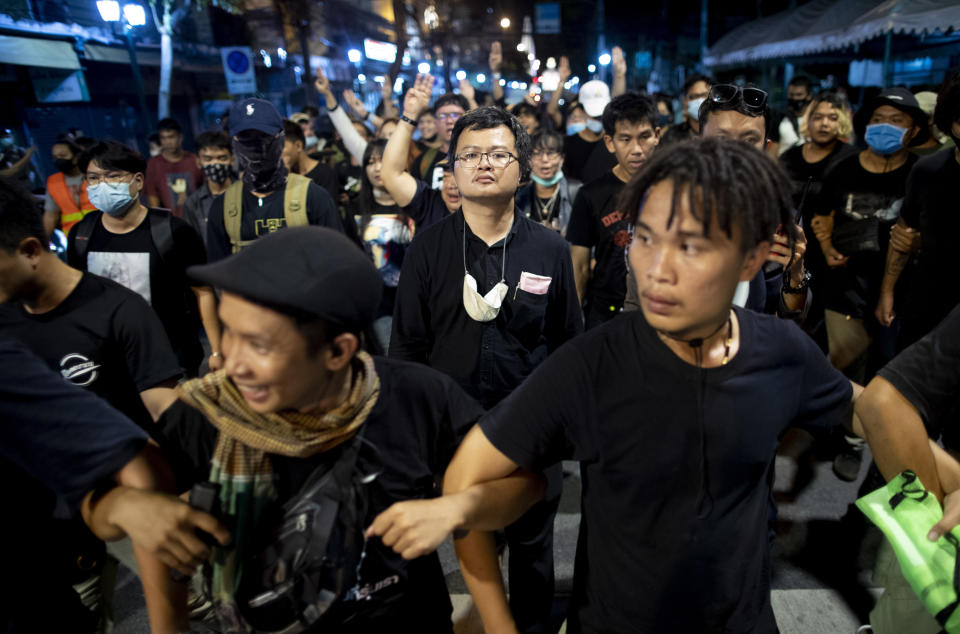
[709,84,768,111]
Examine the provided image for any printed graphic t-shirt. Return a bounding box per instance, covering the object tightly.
[0,273,181,429]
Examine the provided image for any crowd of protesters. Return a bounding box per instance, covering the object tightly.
[2,34,960,634]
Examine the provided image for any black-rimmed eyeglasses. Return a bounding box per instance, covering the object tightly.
[708,84,768,111]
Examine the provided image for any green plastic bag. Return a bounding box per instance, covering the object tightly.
[857,470,960,633]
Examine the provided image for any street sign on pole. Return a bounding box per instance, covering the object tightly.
[221,47,257,95]
[535,3,561,34]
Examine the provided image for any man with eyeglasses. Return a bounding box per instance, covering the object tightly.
[65,140,216,378]
[389,84,582,632]
[567,92,661,329]
[204,98,343,263]
[408,92,471,190]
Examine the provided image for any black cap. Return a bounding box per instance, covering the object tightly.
[854,87,929,147]
[188,227,382,330]
[229,98,284,136]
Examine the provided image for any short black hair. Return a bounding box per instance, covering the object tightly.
[698,84,771,134]
[78,141,147,175]
[302,105,320,119]
[156,117,182,134]
[788,75,814,93]
[512,102,539,118]
[934,71,960,137]
[601,92,659,136]
[52,138,83,157]
[620,137,796,253]
[282,119,305,146]
[0,177,45,252]
[448,106,531,180]
[195,130,231,153]
[682,74,712,97]
[655,93,675,117]
[434,93,470,113]
[148,132,160,145]
[531,129,564,154]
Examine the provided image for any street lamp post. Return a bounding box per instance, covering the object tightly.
[97,1,152,141]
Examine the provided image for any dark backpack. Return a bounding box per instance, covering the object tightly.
[71,208,177,270]
[228,430,379,632]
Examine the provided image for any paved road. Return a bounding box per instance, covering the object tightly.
[113,436,882,633]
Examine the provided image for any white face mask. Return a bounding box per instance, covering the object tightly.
[687,97,706,121]
[461,217,510,322]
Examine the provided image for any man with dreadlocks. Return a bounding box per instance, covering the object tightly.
[369,137,883,632]
[104,226,544,632]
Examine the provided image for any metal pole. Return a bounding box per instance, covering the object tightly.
[881,30,893,88]
[124,28,152,139]
[700,0,709,70]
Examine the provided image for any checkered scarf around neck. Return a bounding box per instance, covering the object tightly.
[176,351,380,613]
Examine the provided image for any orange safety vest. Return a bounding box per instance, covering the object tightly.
[46,172,96,234]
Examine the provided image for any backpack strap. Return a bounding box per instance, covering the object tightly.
[419,147,439,181]
[147,209,176,271]
[283,173,310,228]
[223,181,245,254]
[72,210,101,265]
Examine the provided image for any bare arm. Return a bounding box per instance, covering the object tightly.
[380,79,398,120]
[570,244,591,303]
[0,146,33,177]
[489,42,504,103]
[192,286,222,370]
[382,73,433,207]
[547,56,571,129]
[459,79,479,111]
[611,46,627,97]
[140,379,179,422]
[811,210,849,268]
[344,89,384,131]
[875,218,920,327]
[857,376,942,500]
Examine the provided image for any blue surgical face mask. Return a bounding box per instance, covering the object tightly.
[585,119,604,133]
[88,181,136,217]
[687,97,706,121]
[531,169,564,188]
[865,123,908,155]
[566,122,586,136]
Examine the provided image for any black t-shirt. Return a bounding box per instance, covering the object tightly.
[479,308,851,633]
[205,181,344,262]
[409,148,446,190]
[0,274,182,429]
[878,303,960,435]
[157,356,484,629]
[566,170,629,311]
[304,161,342,203]
[563,133,616,185]
[407,179,453,231]
[66,210,207,372]
[818,152,918,318]
[898,148,960,336]
[779,142,858,220]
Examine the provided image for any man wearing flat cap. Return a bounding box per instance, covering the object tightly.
[112,227,542,632]
[205,98,344,262]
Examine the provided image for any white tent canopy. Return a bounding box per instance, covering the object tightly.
[705,0,960,67]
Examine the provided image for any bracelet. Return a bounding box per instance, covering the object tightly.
[782,269,811,294]
[399,114,418,126]
[492,72,501,79]
[328,102,339,112]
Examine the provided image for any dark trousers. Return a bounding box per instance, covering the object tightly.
[505,462,563,633]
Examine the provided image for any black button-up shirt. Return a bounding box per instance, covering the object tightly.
[390,208,583,409]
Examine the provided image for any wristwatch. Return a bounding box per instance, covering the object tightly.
[782,269,811,294]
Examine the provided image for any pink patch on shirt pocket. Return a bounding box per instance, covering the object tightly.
[518,271,552,295]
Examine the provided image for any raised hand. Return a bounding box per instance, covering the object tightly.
[557,55,571,84]
[314,66,332,95]
[459,78,476,102]
[612,46,627,78]
[403,73,434,119]
[489,41,503,73]
[343,89,368,118]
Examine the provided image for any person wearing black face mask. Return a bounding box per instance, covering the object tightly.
[184,130,235,251]
[43,138,96,237]
[204,98,345,263]
[770,75,814,157]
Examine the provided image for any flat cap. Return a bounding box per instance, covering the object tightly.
[188,227,382,329]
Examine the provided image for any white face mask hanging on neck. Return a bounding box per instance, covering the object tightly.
[461,217,510,322]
